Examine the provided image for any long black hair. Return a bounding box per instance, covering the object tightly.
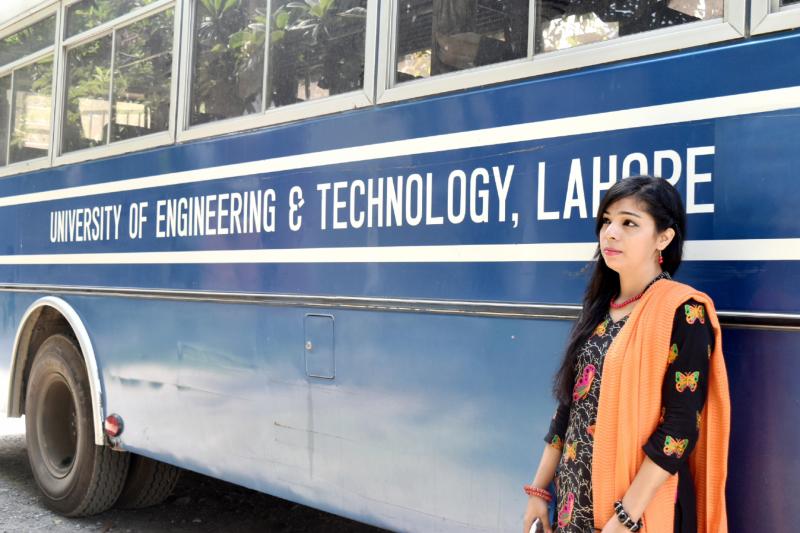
[552,176,687,405]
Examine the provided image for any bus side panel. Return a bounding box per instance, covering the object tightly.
[67,294,566,532]
[63,295,800,532]
[725,327,800,532]
[3,106,798,312]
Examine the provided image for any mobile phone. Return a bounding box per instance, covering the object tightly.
[530,518,545,533]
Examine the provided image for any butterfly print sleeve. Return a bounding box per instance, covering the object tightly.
[643,298,713,474]
[544,402,570,450]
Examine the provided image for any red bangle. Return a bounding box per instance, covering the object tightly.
[523,484,552,502]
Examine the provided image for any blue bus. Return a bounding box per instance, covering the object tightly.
[0,0,798,530]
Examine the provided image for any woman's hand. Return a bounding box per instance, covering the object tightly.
[600,516,629,533]
[522,495,552,533]
[523,444,562,532]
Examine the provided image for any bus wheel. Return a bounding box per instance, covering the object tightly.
[115,453,181,509]
[25,334,130,516]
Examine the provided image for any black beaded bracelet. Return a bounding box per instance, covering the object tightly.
[613,500,643,532]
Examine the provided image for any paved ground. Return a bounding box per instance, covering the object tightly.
[0,418,387,533]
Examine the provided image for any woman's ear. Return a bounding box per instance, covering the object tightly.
[658,227,676,251]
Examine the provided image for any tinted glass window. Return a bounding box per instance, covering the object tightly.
[9,57,52,164]
[395,0,529,83]
[268,0,367,108]
[0,15,56,66]
[535,0,721,53]
[189,0,265,125]
[66,0,160,37]
[63,36,112,153]
[111,9,173,142]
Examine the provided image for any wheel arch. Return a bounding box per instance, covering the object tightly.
[7,296,105,445]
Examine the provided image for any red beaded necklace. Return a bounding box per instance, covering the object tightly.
[609,292,644,309]
[611,272,669,309]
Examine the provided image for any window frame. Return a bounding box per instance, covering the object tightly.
[0,0,59,46]
[376,0,747,105]
[751,0,800,34]
[0,1,59,178]
[175,0,379,144]
[53,0,180,167]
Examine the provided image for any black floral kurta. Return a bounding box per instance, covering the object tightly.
[544,274,713,533]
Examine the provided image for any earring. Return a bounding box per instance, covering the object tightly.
[658,250,664,265]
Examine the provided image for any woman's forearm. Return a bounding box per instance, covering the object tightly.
[531,444,562,488]
[620,456,672,520]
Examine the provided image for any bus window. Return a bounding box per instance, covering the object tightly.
[189,0,265,126]
[62,7,174,154]
[0,15,55,66]
[63,36,113,153]
[536,0,723,53]
[9,57,52,164]
[0,75,9,166]
[66,0,160,38]
[111,10,173,143]
[0,13,56,168]
[394,0,529,83]
[268,0,368,108]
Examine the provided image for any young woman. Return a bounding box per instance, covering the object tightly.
[521,177,730,533]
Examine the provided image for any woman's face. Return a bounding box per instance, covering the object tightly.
[599,196,673,275]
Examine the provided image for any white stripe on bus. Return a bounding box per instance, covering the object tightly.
[0,239,796,264]
[0,86,799,208]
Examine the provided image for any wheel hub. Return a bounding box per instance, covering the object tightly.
[38,378,78,479]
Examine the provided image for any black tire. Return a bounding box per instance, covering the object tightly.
[115,453,181,509]
[25,334,130,516]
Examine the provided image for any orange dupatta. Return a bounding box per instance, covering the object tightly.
[591,279,730,533]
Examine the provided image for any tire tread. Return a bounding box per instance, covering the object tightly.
[116,454,181,509]
[72,446,129,516]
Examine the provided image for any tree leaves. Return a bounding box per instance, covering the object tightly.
[222,0,239,15]
[275,9,290,29]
